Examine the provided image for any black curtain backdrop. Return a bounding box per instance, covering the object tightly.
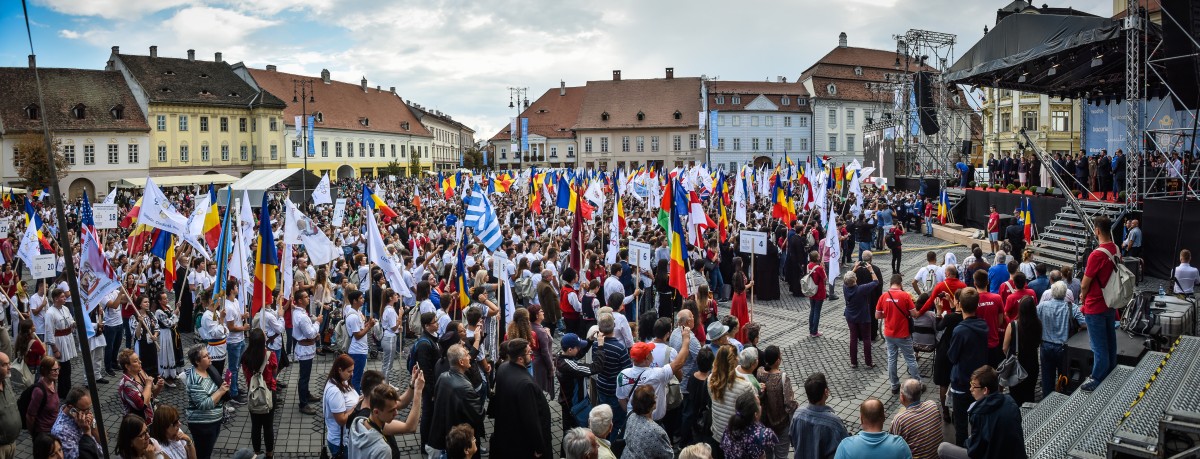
[894,177,943,198]
[958,190,1062,236]
[1142,199,1200,279]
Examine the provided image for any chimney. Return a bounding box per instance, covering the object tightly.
[838,32,848,48]
[111,46,119,55]
[214,52,222,62]
[390,87,396,94]
[187,49,195,60]
[560,80,566,96]
[149,45,158,58]
[361,76,367,92]
[27,55,35,69]
[612,70,621,81]
[320,69,330,84]
[266,64,277,71]
[376,85,381,91]
[666,67,674,79]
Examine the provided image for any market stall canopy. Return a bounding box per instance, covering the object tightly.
[217,168,321,206]
[115,173,239,189]
[945,13,1160,99]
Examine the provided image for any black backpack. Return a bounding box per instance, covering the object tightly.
[17,381,47,432]
[580,293,598,321]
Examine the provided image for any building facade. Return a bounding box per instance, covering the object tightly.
[0,62,151,198]
[107,46,287,177]
[572,69,703,171]
[979,88,1082,163]
[489,83,585,170]
[237,65,434,179]
[707,80,812,172]
[406,102,475,171]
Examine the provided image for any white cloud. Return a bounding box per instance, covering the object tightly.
[36,0,192,20]
[163,6,278,50]
[58,29,80,39]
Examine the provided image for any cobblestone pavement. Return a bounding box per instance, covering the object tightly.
[13,233,980,458]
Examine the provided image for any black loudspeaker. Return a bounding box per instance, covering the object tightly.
[1035,187,1047,195]
[960,140,972,156]
[1050,187,1063,196]
[1162,0,1200,110]
[917,71,940,135]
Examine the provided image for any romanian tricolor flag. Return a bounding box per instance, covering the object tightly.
[120,198,142,229]
[412,185,422,212]
[1023,198,1034,243]
[529,171,543,214]
[23,197,51,250]
[1,189,10,209]
[770,175,795,226]
[555,176,578,213]
[363,185,398,219]
[937,189,949,224]
[251,193,278,315]
[495,173,514,193]
[442,172,457,200]
[716,176,729,243]
[668,177,690,295]
[203,184,221,251]
[151,230,177,289]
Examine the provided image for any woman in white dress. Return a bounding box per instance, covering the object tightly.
[154,292,179,386]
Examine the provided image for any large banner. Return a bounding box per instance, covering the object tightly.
[1084,97,1197,155]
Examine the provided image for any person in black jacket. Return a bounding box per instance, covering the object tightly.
[490,338,552,458]
[937,366,1027,459]
[946,287,989,447]
[428,344,486,458]
[554,333,596,446]
[414,311,441,452]
[1096,150,1111,200]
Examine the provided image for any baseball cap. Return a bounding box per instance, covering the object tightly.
[560,333,584,351]
[630,342,654,362]
[707,321,730,342]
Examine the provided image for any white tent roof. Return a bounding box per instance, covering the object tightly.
[115,174,239,188]
[217,168,317,206]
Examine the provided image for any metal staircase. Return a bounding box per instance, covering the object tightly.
[1027,199,1125,271]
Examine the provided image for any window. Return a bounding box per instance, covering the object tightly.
[799,98,807,106]
[765,116,773,127]
[637,112,645,121]
[292,140,301,157]
[1022,111,1038,131]
[179,144,188,162]
[600,137,609,152]
[673,111,681,120]
[200,116,209,132]
[240,145,248,161]
[717,138,725,150]
[715,95,724,104]
[71,104,86,119]
[108,144,119,164]
[239,118,247,132]
[335,142,343,157]
[766,138,773,151]
[782,96,790,106]
[733,138,741,151]
[251,118,257,132]
[369,143,375,157]
[500,148,507,159]
[83,144,95,165]
[585,137,592,153]
[25,104,39,120]
[732,116,741,127]
[11,147,19,168]
[64,145,76,165]
[220,117,229,132]
[750,116,759,127]
[270,145,277,160]
[252,145,258,160]
[689,134,698,149]
[799,117,809,128]
[752,138,760,150]
[390,145,395,157]
[128,144,139,163]
[221,144,229,161]
[651,136,660,152]
[636,136,645,152]
[201,144,210,162]
[269,117,278,131]
[158,144,167,162]
[567,146,575,157]
[732,95,741,104]
[156,115,166,131]
[109,105,123,119]
[828,135,838,151]
[622,136,630,152]
[360,143,366,157]
[854,66,863,76]
[846,134,855,152]
[717,116,725,126]
[550,147,558,158]
[784,116,792,127]
[1052,110,1070,132]
[828,109,837,127]
[672,135,682,151]
[846,109,855,129]
[799,138,809,151]
[784,138,792,151]
[178,115,188,131]
[1000,89,1013,98]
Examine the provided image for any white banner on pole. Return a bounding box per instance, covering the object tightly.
[92,204,119,229]
[332,198,347,227]
[739,230,768,255]
[31,253,56,279]
[628,241,653,271]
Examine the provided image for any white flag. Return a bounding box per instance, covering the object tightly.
[284,200,341,266]
[139,177,190,235]
[79,229,120,311]
[826,208,841,286]
[102,188,117,205]
[605,192,621,265]
[365,204,413,299]
[733,168,748,225]
[312,173,332,205]
[229,191,254,307]
[16,223,41,272]
[281,243,294,301]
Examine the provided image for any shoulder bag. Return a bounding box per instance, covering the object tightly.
[997,321,1028,387]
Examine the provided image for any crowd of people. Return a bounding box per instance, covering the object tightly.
[0,163,1191,459]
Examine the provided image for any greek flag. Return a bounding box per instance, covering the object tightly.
[465,184,502,252]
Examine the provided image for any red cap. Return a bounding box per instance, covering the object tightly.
[630,342,654,362]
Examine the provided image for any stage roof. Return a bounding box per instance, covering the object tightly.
[946,13,1160,98]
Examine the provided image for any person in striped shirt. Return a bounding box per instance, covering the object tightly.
[889,378,943,459]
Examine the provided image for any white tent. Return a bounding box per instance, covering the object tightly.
[217,168,321,206]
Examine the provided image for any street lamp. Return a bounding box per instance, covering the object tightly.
[293,79,316,197]
[508,86,528,169]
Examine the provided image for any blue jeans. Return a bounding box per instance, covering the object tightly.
[809,299,824,335]
[1040,342,1066,399]
[858,242,872,260]
[227,340,246,397]
[709,268,725,300]
[926,218,934,235]
[103,324,122,373]
[598,392,626,440]
[885,336,921,388]
[1084,309,1118,383]
[327,441,344,457]
[350,353,367,392]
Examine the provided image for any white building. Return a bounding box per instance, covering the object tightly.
[707,80,812,171]
[407,102,476,171]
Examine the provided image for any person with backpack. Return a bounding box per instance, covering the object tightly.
[755,345,798,459]
[886,225,904,274]
[241,329,277,458]
[806,251,828,338]
[910,252,945,297]
[1080,215,1124,391]
[21,357,60,437]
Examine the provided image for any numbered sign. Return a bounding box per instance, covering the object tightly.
[740,230,768,255]
[0,217,10,239]
[628,241,653,270]
[92,204,119,229]
[31,253,56,279]
[332,198,347,227]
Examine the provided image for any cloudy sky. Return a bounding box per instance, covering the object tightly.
[2,0,1111,139]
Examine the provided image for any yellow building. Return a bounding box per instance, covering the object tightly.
[108,46,287,176]
[980,88,1082,163]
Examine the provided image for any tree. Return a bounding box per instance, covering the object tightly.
[461,147,485,170]
[381,160,403,178]
[14,135,68,190]
[408,149,421,177]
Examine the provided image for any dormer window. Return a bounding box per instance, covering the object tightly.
[636,111,645,121]
[782,96,790,106]
[110,105,124,120]
[72,104,86,120]
[163,70,175,75]
[160,87,172,93]
[400,121,409,130]
[360,118,370,127]
[673,111,682,120]
[316,112,324,123]
[228,92,239,97]
[199,73,209,78]
[827,83,837,95]
[854,66,863,76]
[199,89,211,95]
[715,95,724,104]
[24,104,39,120]
[731,95,741,104]
[601,112,609,121]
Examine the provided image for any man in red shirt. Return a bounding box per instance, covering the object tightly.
[918,266,966,315]
[1080,216,1120,391]
[876,273,922,394]
[1002,273,1035,323]
[972,270,1007,368]
[987,205,1000,255]
[923,199,935,236]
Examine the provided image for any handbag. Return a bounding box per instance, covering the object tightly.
[997,321,1029,387]
[666,375,683,410]
[569,383,592,428]
[886,292,915,334]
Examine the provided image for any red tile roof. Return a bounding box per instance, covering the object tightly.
[490,86,586,142]
[572,76,702,130]
[707,81,811,113]
[245,67,431,138]
[0,67,149,134]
